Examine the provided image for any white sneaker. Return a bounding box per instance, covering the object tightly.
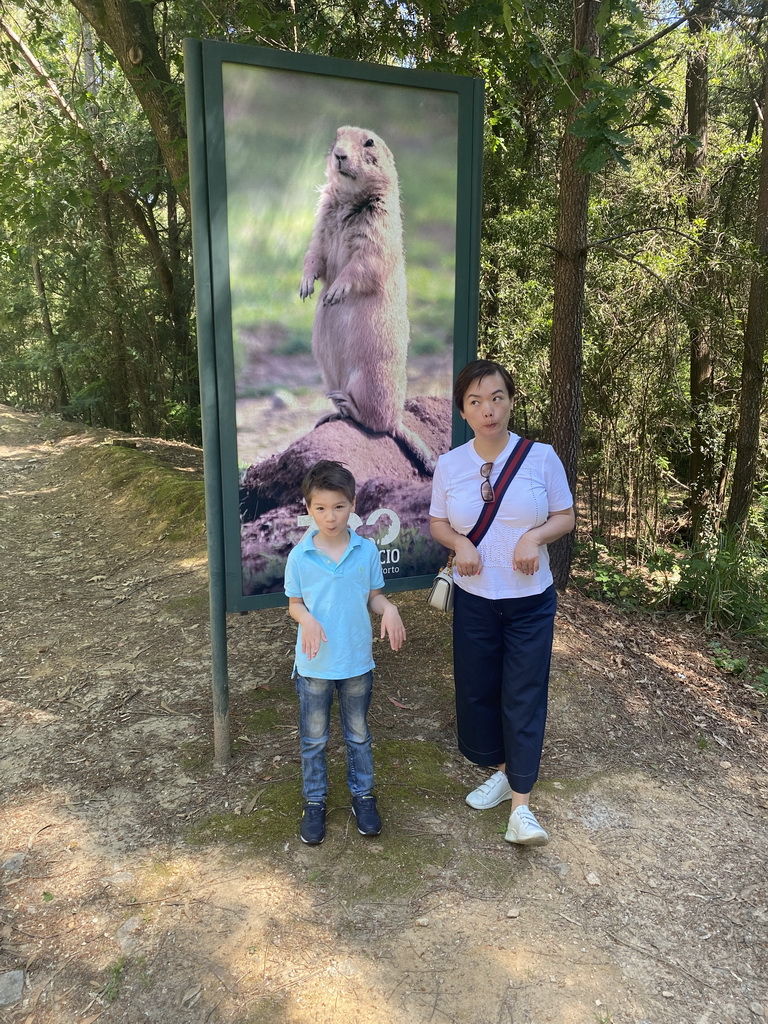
[466,770,513,809]
[505,805,549,846]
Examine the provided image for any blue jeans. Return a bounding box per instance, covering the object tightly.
[295,671,374,802]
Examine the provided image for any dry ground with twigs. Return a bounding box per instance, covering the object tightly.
[1,405,767,1024]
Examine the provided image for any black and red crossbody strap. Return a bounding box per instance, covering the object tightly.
[466,437,534,548]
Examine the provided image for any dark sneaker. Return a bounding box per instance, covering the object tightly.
[351,794,382,836]
[300,801,326,845]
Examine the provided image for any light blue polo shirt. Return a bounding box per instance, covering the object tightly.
[284,528,385,680]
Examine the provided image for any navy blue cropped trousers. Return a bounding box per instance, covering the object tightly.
[453,584,557,794]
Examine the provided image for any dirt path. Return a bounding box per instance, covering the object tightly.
[1,405,766,1024]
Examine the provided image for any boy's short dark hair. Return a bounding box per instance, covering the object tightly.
[454,359,516,411]
[301,460,356,504]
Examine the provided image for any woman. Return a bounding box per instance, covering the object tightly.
[429,359,575,845]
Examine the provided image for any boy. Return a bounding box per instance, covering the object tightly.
[285,460,406,845]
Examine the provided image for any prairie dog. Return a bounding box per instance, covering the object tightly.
[300,126,433,473]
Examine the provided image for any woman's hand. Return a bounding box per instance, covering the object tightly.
[454,536,482,577]
[429,517,482,576]
[430,517,482,576]
[513,508,575,575]
[513,533,540,575]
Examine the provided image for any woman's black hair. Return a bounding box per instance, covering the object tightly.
[453,359,515,411]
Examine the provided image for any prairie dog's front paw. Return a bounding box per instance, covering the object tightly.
[323,280,348,306]
[299,275,315,300]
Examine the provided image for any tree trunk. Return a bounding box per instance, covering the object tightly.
[726,65,768,532]
[685,12,715,548]
[67,0,189,215]
[479,150,503,354]
[165,179,198,435]
[31,254,70,414]
[548,0,601,591]
[96,190,133,432]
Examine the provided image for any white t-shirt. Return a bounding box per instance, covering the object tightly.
[429,432,573,599]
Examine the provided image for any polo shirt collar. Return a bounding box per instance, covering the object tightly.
[298,527,361,564]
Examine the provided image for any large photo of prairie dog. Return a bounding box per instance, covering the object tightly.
[300,125,434,474]
[221,62,462,597]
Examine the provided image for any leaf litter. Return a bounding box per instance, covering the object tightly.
[0,405,767,1024]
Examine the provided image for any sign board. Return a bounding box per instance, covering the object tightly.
[186,39,483,612]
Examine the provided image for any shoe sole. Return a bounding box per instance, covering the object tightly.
[466,790,513,810]
[300,834,325,845]
[352,810,381,836]
[504,830,548,846]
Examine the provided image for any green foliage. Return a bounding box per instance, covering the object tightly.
[2,0,768,608]
[750,669,768,699]
[164,401,202,445]
[669,530,768,639]
[0,3,196,440]
[574,521,768,648]
[704,641,768,704]
[708,641,748,676]
[571,540,656,606]
[102,957,127,1004]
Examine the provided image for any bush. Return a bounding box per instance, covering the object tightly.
[571,540,657,606]
[669,529,768,638]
